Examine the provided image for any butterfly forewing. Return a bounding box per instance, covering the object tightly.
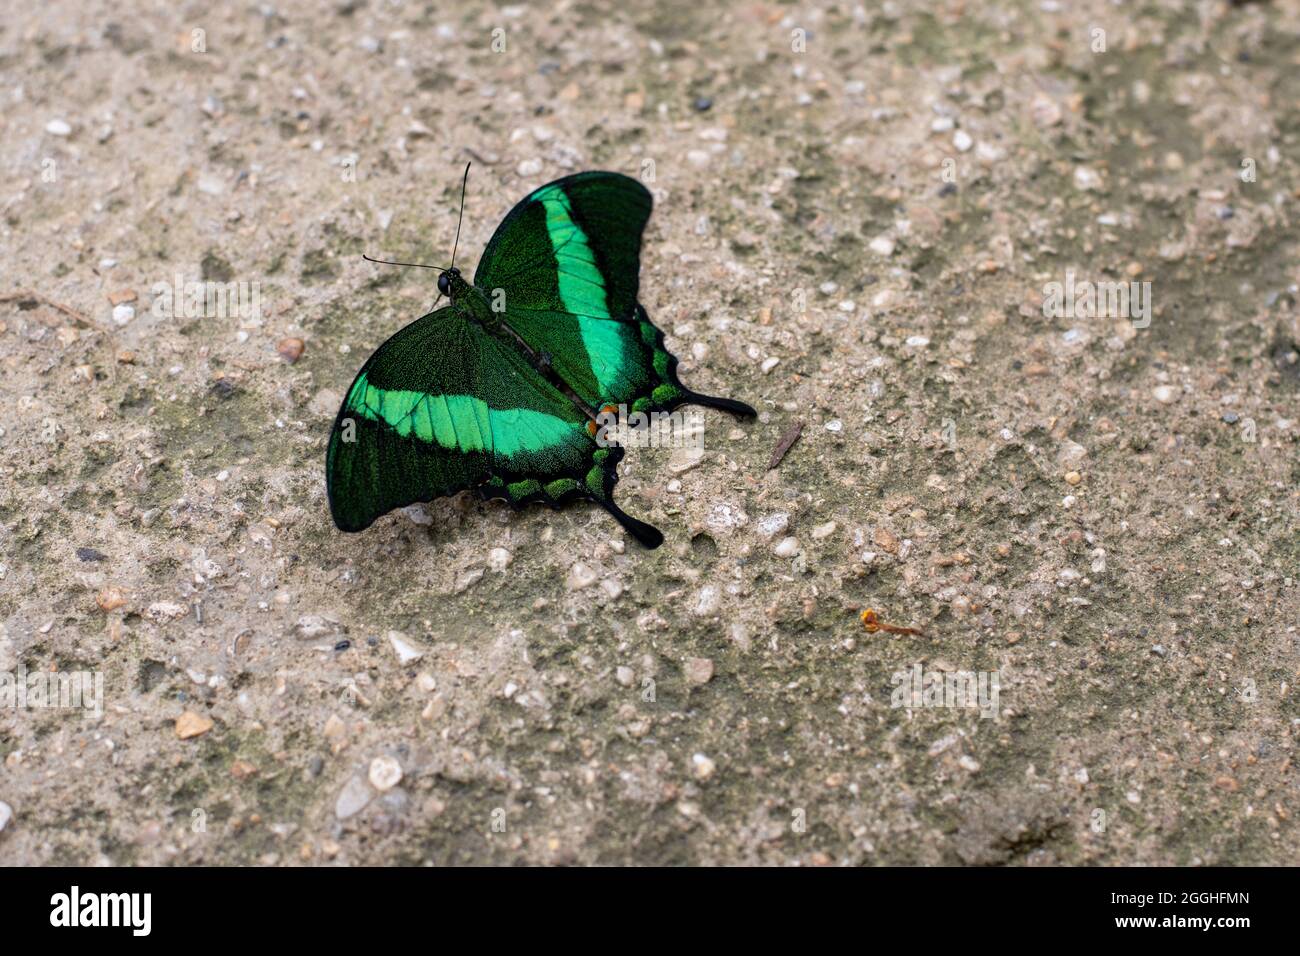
[473,172,754,420]
[473,173,664,411]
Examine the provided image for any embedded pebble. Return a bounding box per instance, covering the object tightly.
[685,657,714,685]
[387,631,423,664]
[693,585,720,616]
[487,548,512,572]
[111,304,135,326]
[810,521,838,540]
[773,537,801,558]
[567,562,597,589]
[756,513,789,538]
[1152,385,1178,404]
[615,666,635,687]
[953,129,973,152]
[293,614,337,640]
[45,119,71,136]
[277,337,305,363]
[869,236,895,256]
[368,756,403,792]
[335,776,372,820]
[175,711,214,739]
[692,753,717,780]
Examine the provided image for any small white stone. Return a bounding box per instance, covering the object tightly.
[1152,385,1178,404]
[869,235,895,256]
[487,547,512,572]
[1073,166,1102,191]
[112,304,135,326]
[693,585,721,616]
[567,562,597,590]
[692,753,716,780]
[773,537,801,558]
[335,777,372,819]
[825,419,843,432]
[930,116,954,133]
[905,335,930,348]
[761,357,780,373]
[197,173,225,195]
[615,666,635,687]
[516,158,543,176]
[756,513,789,538]
[387,631,423,664]
[811,521,838,540]
[45,119,71,136]
[953,129,973,152]
[368,755,403,792]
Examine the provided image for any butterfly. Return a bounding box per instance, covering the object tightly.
[326,168,756,549]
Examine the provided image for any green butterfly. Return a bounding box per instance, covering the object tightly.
[326,170,756,549]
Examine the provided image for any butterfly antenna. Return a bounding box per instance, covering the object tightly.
[450,161,471,270]
[361,254,449,270]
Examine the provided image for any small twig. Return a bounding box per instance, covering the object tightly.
[0,289,95,327]
[1,289,120,380]
[767,420,803,470]
[861,608,925,637]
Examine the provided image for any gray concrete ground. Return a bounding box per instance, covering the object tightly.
[0,0,1297,864]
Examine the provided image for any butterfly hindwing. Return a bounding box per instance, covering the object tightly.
[473,172,755,420]
[326,306,663,546]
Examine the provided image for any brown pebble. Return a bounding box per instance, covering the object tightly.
[685,657,714,685]
[1064,471,1082,485]
[96,587,128,611]
[277,337,305,363]
[231,760,258,780]
[175,711,214,740]
[873,527,899,554]
[107,289,137,306]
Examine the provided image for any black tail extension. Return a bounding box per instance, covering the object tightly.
[678,390,757,419]
[600,500,664,549]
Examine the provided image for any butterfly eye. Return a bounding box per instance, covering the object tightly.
[437,273,451,296]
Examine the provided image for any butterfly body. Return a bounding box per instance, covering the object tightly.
[327,171,755,549]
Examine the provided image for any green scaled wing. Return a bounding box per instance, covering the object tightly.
[473,172,756,419]
[325,306,663,547]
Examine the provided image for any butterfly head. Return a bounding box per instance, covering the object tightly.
[437,267,461,299]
